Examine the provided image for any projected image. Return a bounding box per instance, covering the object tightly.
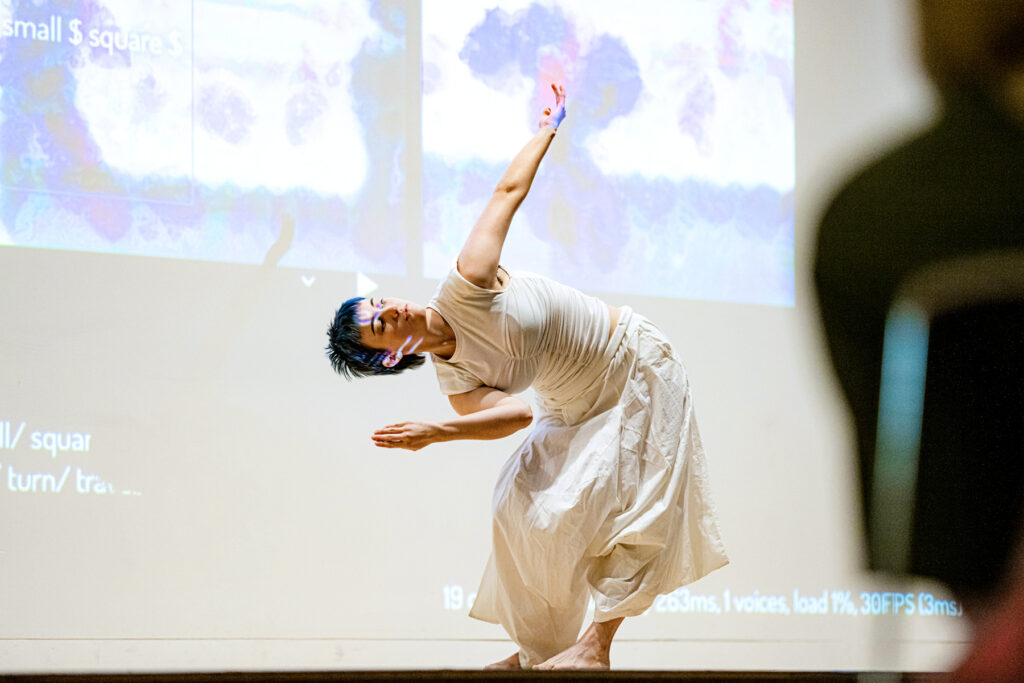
[422,0,794,305]
[0,0,408,274]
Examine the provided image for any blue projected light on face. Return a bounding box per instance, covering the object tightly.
[359,298,385,331]
[359,298,424,367]
[383,335,422,368]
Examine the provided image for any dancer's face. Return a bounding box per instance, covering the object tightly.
[357,297,427,357]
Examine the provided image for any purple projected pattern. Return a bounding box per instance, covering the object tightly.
[0,0,407,274]
[423,1,794,305]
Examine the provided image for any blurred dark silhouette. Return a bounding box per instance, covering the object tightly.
[813,1,1024,680]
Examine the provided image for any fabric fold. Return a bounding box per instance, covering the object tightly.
[468,309,729,668]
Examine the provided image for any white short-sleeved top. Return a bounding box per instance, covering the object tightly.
[428,266,610,401]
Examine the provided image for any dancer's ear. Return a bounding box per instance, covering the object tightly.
[381,351,401,368]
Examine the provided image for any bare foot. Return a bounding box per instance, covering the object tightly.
[483,652,522,670]
[533,639,609,670]
[534,617,624,671]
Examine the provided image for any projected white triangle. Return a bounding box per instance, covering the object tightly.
[357,272,378,297]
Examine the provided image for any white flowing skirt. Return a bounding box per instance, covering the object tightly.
[469,307,729,668]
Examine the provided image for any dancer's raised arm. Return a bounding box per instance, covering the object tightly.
[458,84,566,289]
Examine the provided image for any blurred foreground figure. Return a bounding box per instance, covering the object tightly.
[814,2,1024,680]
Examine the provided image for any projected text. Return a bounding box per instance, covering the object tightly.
[0,418,141,497]
[441,583,964,619]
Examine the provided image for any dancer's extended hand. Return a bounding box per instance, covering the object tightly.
[538,83,566,130]
[372,421,442,451]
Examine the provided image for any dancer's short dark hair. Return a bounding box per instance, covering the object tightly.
[325,296,426,379]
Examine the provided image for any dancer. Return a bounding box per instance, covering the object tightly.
[326,85,728,670]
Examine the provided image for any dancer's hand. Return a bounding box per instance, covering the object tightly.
[538,83,566,131]
[371,420,442,451]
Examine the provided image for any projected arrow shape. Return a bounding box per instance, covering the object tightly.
[357,272,378,297]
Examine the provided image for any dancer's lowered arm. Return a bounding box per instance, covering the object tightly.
[372,386,532,451]
[458,84,566,290]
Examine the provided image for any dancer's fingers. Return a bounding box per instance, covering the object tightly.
[376,432,407,444]
[376,439,416,450]
[373,421,433,451]
[551,82,564,104]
